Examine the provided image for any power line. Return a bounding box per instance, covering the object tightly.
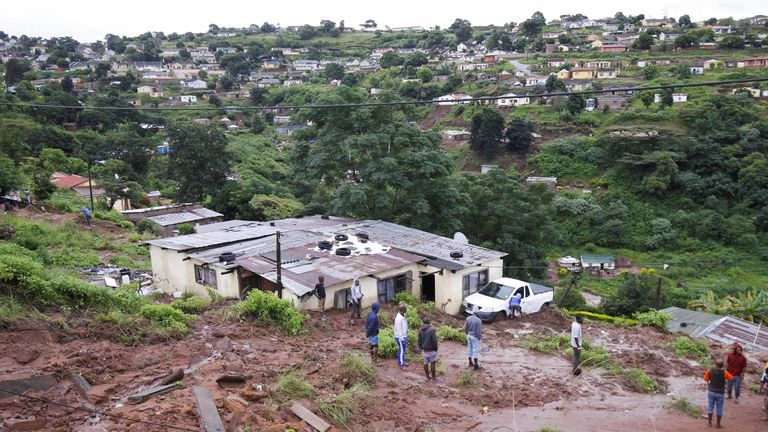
[0,388,199,432]
[1,77,767,112]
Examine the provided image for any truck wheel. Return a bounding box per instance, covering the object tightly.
[541,302,550,310]
[494,312,506,322]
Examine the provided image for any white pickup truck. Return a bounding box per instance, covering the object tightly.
[461,277,554,322]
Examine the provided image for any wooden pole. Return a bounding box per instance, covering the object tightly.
[556,272,579,308]
[275,231,283,299]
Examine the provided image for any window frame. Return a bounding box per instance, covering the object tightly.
[194,264,218,288]
[462,269,489,298]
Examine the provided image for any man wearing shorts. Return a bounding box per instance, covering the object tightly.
[365,302,380,362]
[314,276,326,320]
[418,316,438,381]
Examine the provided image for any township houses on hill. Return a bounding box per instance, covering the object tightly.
[121,203,223,237]
[50,172,105,198]
[147,216,506,315]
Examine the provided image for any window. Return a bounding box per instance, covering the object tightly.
[462,270,489,298]
[377,272,411,304]
[194,265,217,288]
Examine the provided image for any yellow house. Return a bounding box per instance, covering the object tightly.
[571,67,596,80]
[557,69,571,80]
[147,217,506,316]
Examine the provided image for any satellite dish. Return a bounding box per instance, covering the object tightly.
[453,232,469,244]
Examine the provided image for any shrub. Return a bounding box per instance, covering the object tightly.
[171,296,209,314]
[569,344,610,368]
[377,327,419,358]
[609,365,662,393]
[236,290,306,335]
[394,291,418,307]
[136,219,159,235]
[0,296,27,329]
[96,311,152,345]
[436,325,467,344]
[12,223,49,250]
[667,336,709,365]
[554,287,586,310]
[110,286,148,314]
[520,334,570,354]
[338,352,378,387]
[456,370,477,388]
[51,249,101,268]
[177,223,196,235]
[273,371,315,401]
[633,309,670,332]
[666,397,699,418]
[569,310,639,326]
[404,304,422,329]
[93,210,126,224]
[138,304,194,333]
[317,384,369,425]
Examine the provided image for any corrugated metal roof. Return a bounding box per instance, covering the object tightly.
[146,224,278,250]
[580,255,615,264]
[661,307,724,338]
[328,220,507,269]
[190,230,328,266]
[662,307,768,354]
[194,220,252,233]
[146,212,209,227]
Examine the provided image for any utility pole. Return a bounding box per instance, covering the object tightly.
[87,159,94,211]
[556,271,580,308]
[275,231,283,299]
[655,276,662,308]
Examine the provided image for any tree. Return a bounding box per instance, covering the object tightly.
[61,76,74,93]
[544,75,565,93]
[566,94,585,116]
[298,24,317,40]
[166,122,229,202]
[360,19,377,30]
[261,22,276,33]
[403,52,428,68]
[659,88,674,109]
[705,18,718,26]
[94,62,111,81]
[676,64,692,79]
[319,20,336,33]
[208,23,219,34]
[323,62,345,81]
[416,66,434,83]
[678,14,693,28]
[0,153,22,197]
[602,274,661,316]
[449,18,473,43]
[521,12,546,37]
[4,58,31,85]
[249,88,266,106]
[102,124,158,177]
[674,33,698,49]
[642,64,659,80]
[639,91,654,108]
[379,51,404,68]
[469,107,505,160]
[633,32,655,50]
[505,117,534,153]
[718,35,745,49]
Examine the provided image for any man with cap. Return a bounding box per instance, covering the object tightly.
[726,342,747,403]
[365,302,380,363]
[464,306,483,370]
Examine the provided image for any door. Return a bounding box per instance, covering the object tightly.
[421,274,435,302]
[519,286,537,314]
[335,289,350,309]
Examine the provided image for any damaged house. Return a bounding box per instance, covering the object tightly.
[147,216,506,315]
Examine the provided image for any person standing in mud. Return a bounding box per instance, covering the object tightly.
[418,316,438,381]
[464,307,483,370]
[571,314,583,375]
[726,342,747,403]
[705,360,733,428]
[394,304,408,369]
[349,278,363,324]
[365,302,380,363]
[314,276,327,320]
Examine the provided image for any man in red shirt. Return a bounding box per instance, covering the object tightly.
[726,342,747,403]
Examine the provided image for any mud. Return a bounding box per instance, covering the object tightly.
[1,304,765,431]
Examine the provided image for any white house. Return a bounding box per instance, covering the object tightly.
[147,216,506,316]
[293,60,320,71]
[181,79,208,89]
[654,93,688,103]
[458,63,492,71]
[689,66,704,75]
[434,93,473,105]
[496,93,530,106]
[178,95,197,103]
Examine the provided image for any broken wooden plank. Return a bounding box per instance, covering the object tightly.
[0,375,58,400]
[215,374,247,388]
[156,368,184,386]
[127,383,178,404]
[290,401,331,432]
[192,386,225,432]
[69,373,92,400]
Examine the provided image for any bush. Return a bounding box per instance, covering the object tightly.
[666,397,700,418]
[273,371,315,402]
[51,249,101,268]
[93,210,126,224]
[377,327,419,358]
[520,334,570,354]
[608,365,662,393]
[394,291,418,307]
[236,290,306,335]
[171,296,209,314]
[436,325,467,344]
[138,304,195,333]
[554,287,586,310]
[177,223,196,235]
[338,352,378,387]
[633,309,670,332]
[0,296,27,329]
[404,304,422,329]
[667,336,709,365]
[317,384,370,425]
[570,310,639,326]
[136,219,159,235]
[456,370,477,388]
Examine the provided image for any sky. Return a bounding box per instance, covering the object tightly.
[1,0,765,42]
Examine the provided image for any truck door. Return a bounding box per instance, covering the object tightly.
[520,285,535,314]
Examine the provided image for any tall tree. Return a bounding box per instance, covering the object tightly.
[449,18,473,43]
[505,117,534,153]
[470,107,505,160]
[166,122,229,202]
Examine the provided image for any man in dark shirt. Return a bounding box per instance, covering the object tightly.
[726,342,747,403]
[365,302,380,363]
[464,308,483,370]
[418,316,439,381]
[705,360,734,428]
[314,276,326,320]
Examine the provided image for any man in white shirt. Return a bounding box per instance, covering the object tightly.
[349,278,363,324]
[571,314,583,375]
[394,304,409,369]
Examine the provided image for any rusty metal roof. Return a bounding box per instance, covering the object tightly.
[662,307,768,354]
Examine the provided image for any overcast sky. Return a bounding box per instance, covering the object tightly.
[1,0,764,42]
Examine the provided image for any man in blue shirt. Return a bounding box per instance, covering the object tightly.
[365,302,380,363]
[79,207,92,226]
[508,293,522,319]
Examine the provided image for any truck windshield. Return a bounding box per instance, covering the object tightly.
[478,282,514,300]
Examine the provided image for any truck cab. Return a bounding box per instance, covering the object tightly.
[461,277,554,322]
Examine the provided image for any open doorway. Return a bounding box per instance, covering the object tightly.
[421,273,435,302]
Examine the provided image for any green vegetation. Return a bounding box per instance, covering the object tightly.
[634,309,670,332]
[317,383,370,425]
[520,334,570,355]
[568,310,639,326]
[338,352,378,387]
[170,296,209,314]
[235,289,307,335]
[436,325,468,344]
[456,370,477,388]
[667,336,710,365]
[273,371,315,402]
[666,397,700,418]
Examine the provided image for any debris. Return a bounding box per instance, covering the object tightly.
[192,386,226,432]
[214,336,233,353]
[290,401,331,432]
[239,386,269,402]
[156,368,185,386]
[70,373,92,400]
[12,350,40,365]
[127,383,178,404]
[0,375,58,400]
[223,394,249,415]
[7,417,47,431]
[215,374,247,388]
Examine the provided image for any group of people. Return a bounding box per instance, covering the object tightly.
[362,301,486,381]
[703,342,749,428]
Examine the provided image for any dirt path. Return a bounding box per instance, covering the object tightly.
[1,306,766,431]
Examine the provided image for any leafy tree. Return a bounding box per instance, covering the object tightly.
[566,94,585,116]
[705,18,718,26]
[102,124,158,177]
[674,33,698,48]
[642,64,658,80]
[633,32,655,50]
[403,52,428,68]
[602,274,662,316]
[249,88,266,106]
[166,122,229,202]
[379,51,404,69]
[261,22,276,33]
[718,35,745,49]
[449,19,473,43]
[676,63,691,79]
[298,24,317,40]
[319,20,336,33]
[505,117,534,153]
[249,194,303,220]
[470,107,505,160]
[659,88,674,109]
[323,62,345,81]
[521,12,546,37]
[678,15,693,28]
[4,58,31,85]
[639,91,654,108]
[94,62,111,81]
[360,19,377,30]
[0,153,22,197]
[544,75,565,93]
